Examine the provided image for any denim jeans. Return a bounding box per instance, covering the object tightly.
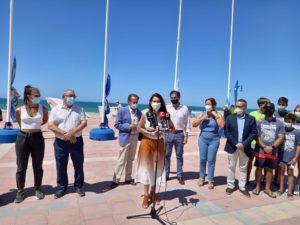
[198,132,220,181]
[165,132,184,178]
[54,136,84,191]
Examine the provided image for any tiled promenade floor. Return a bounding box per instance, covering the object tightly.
[0,115,299,225]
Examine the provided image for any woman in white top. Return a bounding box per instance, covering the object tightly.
[135,93,175,209]
[14,85,48,203]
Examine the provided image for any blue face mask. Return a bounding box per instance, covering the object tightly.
[32,97,40,104]
[66,97,75,106]
[277,105,286,110]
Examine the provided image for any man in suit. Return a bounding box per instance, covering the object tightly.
[224,99,257,197]
[111,94,142,189]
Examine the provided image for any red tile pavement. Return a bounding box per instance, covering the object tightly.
[0,114,300,225]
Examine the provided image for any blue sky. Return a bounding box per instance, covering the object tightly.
[0,0,299,109]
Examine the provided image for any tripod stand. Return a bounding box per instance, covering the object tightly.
[127,125,166,225]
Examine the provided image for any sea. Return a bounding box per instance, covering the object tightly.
[0,98,256,118]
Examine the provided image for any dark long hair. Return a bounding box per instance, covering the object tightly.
[23,85,39,105]
[148,93,167,113]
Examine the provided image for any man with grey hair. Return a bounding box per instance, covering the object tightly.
[111,94,142,189]
[48,89,87,198]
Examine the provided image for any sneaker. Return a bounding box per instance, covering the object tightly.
[75,187,85,197]
[54,190,66,199]
[35,188,44,200]
[226,188,234,195]
[239,189,251,198]
[15,189,25,203]
[294,185,300,196]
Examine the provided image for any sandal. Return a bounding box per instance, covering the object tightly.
[197,178,205,187]
[150,192,160,205]
[252,188,260,195]
[142,195,150,209]
[276,190,285,197]
[264,190,276,198]
[287,193,294,200]
[208,181,214,190]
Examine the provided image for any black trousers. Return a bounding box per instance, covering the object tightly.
[15,131,45,189]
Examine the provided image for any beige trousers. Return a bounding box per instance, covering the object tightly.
[227,149,249,190]
[113,134,139,183]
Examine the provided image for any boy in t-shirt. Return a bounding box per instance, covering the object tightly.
[247,97,270,185]
[277,114,300,200]
[252,103,285,198]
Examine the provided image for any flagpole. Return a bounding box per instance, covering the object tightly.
[227,0,235,105]
[101,0,110,124]
[174,0,182,91]
[5,0,14,124]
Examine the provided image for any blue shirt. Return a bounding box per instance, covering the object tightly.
[237,114,246,143]
[200,116,219,136]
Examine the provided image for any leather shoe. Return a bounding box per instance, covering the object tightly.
[177,177,185,185]
[110,182,118,189]
[75,187,85,197]
[54,190,66,199]
[125,179,136,185]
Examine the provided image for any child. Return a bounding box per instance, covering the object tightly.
[277,113,300,200]
[293,105,300,195]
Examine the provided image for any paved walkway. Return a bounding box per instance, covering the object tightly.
[0,115,299,225]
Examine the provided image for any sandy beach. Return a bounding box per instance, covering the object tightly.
[0,112,300,225]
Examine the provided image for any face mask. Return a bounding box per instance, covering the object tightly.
[130,103,138,110]
[236,108,244,115]
[171,99,179,105]
[31,97,40,104]
[151,102,161,111]
[295,112,300,118]
[264,109,274,117]
[205,105,213,112]
[277,105,286,110]
[284,122,293,128]
[278,109,287,117]
[66,97,75,106]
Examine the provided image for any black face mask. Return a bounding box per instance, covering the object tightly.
[264,109,274,117]
[171,99,179,105]
[278,109,287,117]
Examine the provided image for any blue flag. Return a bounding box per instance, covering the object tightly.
[100,73,111,128]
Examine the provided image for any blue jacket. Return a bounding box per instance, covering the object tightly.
[114,106,142,147]
[224,113,257,157]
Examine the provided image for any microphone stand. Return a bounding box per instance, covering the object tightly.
[127,124,165,225]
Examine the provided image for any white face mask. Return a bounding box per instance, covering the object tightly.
[284,122,293,128]
[295,112,300,118]
[236,108,244,115]
[130,103,138,110]
[151,102,161,111]
[205,105,213,112]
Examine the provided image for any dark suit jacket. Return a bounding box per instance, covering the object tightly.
[224,113,257,157]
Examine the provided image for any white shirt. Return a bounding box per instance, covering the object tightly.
[49,103,87,139]
[129,106,139,134]
[166,104,191,135]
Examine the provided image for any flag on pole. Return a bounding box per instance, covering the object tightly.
[100,73,111,128]
[10,57,19,123]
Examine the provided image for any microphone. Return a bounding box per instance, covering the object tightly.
[159,112,169,130]
[146,112,158,129]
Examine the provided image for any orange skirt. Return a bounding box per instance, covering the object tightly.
[135,136,166,187]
